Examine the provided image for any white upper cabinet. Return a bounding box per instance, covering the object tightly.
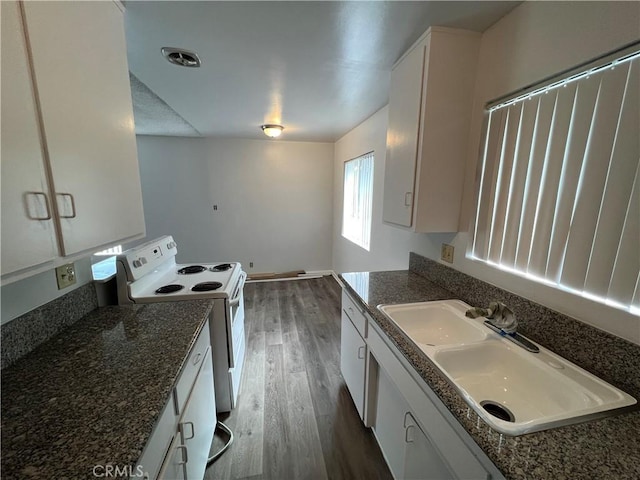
[383,42,426,227]
[23,1,145,257]
[0,1,58,275]
[383,27,480,232]
[1,1,145,281]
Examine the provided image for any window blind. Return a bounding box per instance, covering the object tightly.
[342,152,374,250]
[469,48,640,314]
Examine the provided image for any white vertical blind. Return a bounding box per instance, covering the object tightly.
[487,102,521,264]
[471,110,506,260]
[561,64,629,291]
[470,49,640,314]
[545,77,600,281]
[500,99,537,268]
[528,83,575,277]
[585,62,639,300]
[342,152,374,250]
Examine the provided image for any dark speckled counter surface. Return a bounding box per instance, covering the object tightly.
[1,300,213,480]
[341,269,640,480]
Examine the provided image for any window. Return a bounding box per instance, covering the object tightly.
[91,245,122,280]
[342,152,374,250]
[469,46,640,314]
[94,245,122,256]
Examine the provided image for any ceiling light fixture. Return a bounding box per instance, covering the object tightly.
[261,124,284,138]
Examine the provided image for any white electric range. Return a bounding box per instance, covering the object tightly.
[116,235,247,412]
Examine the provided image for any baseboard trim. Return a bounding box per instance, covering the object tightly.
[246,270,336,284]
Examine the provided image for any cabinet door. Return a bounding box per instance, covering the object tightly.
[404,412,453,480]
[179,348,216,479]
[340,313,366,419]
[22,1,145,256]
[382,41,426,227]
[156,434,187,480]
[0,1,58,276]
[369,320,494,480]
[374,365,410,479]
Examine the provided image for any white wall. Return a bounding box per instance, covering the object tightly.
[333,1,640,344]
[137,136,334,273]
[0,258,94,324]
[332,106,448,274]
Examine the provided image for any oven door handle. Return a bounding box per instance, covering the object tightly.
[229,271,247,307]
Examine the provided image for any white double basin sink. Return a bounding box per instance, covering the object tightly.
[378,300,636,436]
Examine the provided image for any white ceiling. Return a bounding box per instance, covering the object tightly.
[124,1,520,142]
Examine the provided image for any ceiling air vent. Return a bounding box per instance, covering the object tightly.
[161,47,201,68]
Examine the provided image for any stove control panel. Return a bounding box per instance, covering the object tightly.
[117,235,178,281]
[132,257,149,268]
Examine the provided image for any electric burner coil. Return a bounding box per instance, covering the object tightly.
[210,263,232,272]
[155,284,184,294]
[178,265,208,275]
[192,281,223,292]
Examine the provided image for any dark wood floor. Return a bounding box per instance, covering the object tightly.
[205,276,392,480]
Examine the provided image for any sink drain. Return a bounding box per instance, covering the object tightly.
[480,401,515,422]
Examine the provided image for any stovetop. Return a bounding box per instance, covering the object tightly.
[127,262,242,302]
[116,236,244,304]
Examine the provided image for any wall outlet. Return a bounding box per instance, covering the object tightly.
[56,263,76,289]
[441,244,454,264]
[249,262,254,268]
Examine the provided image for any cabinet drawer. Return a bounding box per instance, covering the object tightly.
[342,290,367,338]
[174,319,210,415]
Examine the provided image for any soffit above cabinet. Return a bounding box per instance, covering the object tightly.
[124,1,520,141]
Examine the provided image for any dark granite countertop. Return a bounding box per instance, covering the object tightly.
[1,300,213,480]
[341,270,640,480]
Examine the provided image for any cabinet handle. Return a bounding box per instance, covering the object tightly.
[403,411,412,428]
[57,193,77,218]
[357,346,365,359]
[192,353,202,365]
[405,424,415,443]
[404,192,413,207]
[176,444,188,465]
[404,411,416,443]
[181,421,195,440]
[24,192,52,220]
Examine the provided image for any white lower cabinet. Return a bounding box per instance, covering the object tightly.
[340,312,367,420]
[157,435,187,480]
[374,366,453,479]
[177,350,217,480]
[340,288,503,480]
[157,350,215,479]
[403,412,452,479]
[374,367,412,478]
[134,321,216,480]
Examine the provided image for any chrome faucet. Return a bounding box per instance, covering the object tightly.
[466,301,539,353]
[465,301,517,333]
